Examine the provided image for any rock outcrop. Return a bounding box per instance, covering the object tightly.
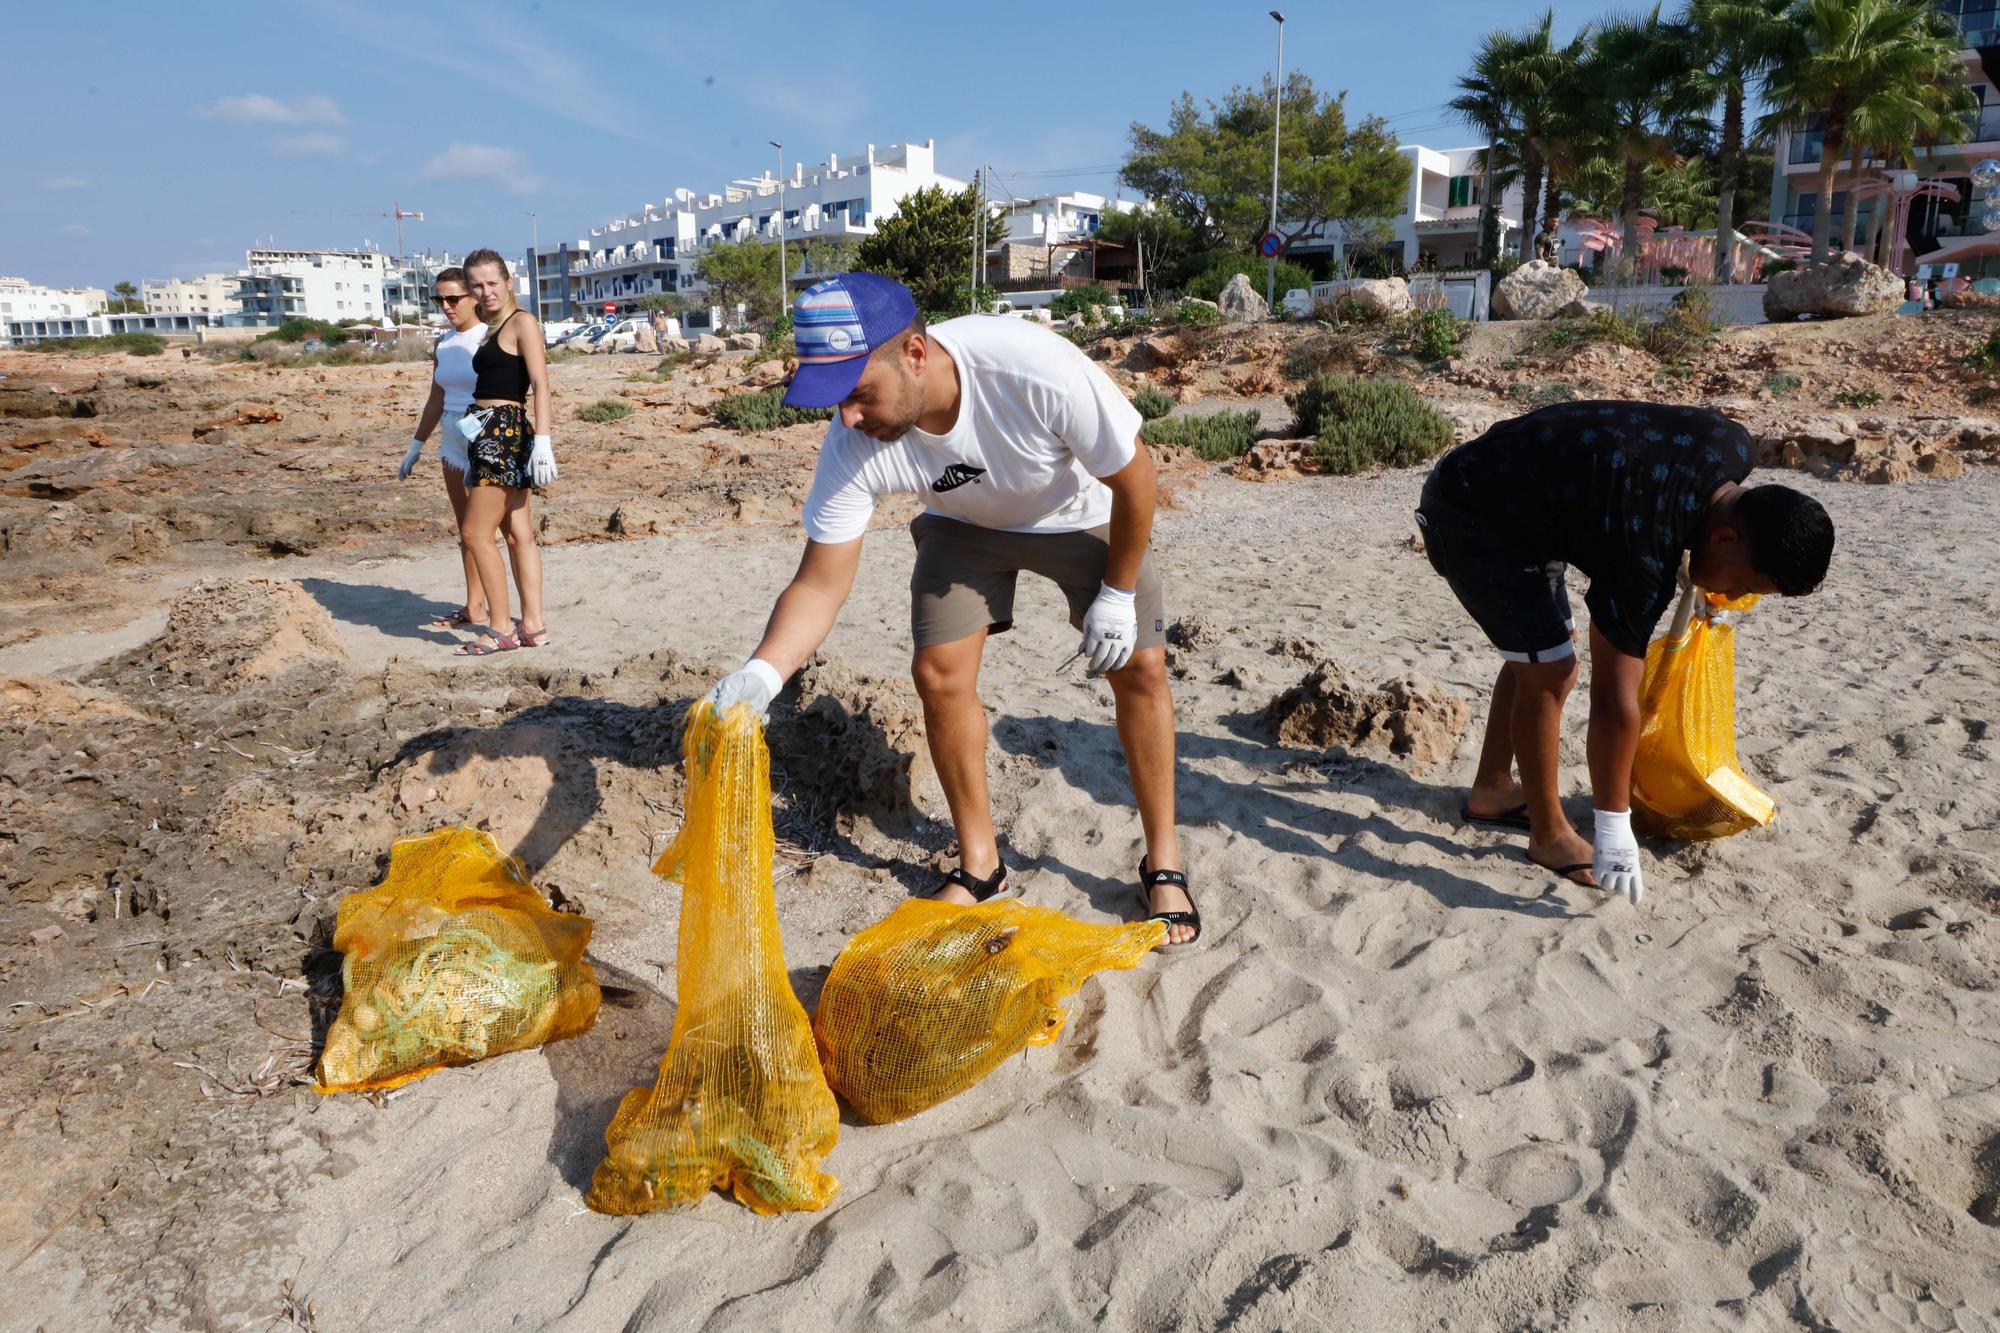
[1493,261,1589,320]
[1763,252,1903,321]
[1217,273,1270,323]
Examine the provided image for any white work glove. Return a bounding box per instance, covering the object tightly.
[529,434,559,487]
[703,658,784,724]
[398,436,424,480]
[1592,809,1645,906]
[1079,583,1138,674]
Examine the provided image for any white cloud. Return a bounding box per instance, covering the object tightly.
[45,176,88,191]
[61,223,91,236]
[268,132,349,158]
[422,142,543,195]
[196,93,346,127]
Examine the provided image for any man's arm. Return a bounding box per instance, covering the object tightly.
[746,536,864,679]
[1099,441,1156,592]
[1586,622,1646,811]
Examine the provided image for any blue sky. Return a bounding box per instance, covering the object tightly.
[3,1,1632,288]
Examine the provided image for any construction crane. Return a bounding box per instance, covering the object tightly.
[289,201,425,257]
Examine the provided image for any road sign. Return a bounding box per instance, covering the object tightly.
[1258,231,1285,258]
[603,301,617,315]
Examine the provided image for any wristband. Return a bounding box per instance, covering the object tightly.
[1098,583,1137,603]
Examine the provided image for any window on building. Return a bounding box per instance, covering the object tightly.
[1448,175,1473,207]
[847,199,866,226]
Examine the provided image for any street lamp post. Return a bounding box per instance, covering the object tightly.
[526,211,539,315]
[1266,10,1286,314]
[770,141,788,325]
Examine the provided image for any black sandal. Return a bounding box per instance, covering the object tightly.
[932,862,1008,902]
[1137,857,1201,945]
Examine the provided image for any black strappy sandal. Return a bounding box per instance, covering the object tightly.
[1137,857,1201,945]
[931,862,1009,903]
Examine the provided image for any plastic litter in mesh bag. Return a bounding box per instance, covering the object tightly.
[587,702,840,1216]
[813,899,1165,1125]
[317,827,601,1094]
[1632,589,1775,841]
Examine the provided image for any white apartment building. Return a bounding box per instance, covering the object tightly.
[1285,144,1526,273]
[986,190,1142,286]
[228,247,392,325]
[142,273,242,317]
[531,140,966,321]
[0,276,107,323]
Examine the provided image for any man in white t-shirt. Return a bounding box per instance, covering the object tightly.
[704,273,1198,945]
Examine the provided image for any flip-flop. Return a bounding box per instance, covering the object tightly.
[453,631,521,657]
[1461,802,1533,832]
[1523,849,1594,886]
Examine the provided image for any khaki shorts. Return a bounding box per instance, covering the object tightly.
[909,513,1168,650]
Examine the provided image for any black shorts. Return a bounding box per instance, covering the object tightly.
[1415,505,1575,663]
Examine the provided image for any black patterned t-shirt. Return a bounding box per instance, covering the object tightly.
[1423,400,1756,657]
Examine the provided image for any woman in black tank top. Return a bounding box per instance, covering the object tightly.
[453,248,556,655]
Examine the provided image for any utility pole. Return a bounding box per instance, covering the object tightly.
[526,212,539,317]
[769,142,788,323]
[1266,11,1286,314]
[970,166,981,308]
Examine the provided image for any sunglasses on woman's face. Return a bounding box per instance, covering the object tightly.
[435,293,469,306]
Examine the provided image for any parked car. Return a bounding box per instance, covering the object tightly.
[591,318,655,353]
[541,320,585,347]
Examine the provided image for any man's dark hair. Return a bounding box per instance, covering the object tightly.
[433,266,467,289]
[1737,484,1834,595]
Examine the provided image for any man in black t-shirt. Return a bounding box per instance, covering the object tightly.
[1416,400,1835,905]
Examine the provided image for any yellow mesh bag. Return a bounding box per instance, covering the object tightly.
[586,703,840,1216]
[812,900,1165,1125]
[1632,589,1776,841]
[317,827,601,1094]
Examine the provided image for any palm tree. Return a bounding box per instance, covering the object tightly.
[1683,0,1799,281]
[1762,0,1968,262]
[1451,11,1585,264]
[1586,8,1707,264]
[1448,45,1511,266]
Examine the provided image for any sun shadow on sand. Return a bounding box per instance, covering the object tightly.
[297,575,465,646]
[992,709,1575,921]
[542,958,678,1193]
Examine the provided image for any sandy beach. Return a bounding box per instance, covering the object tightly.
[2,333,1999,1329]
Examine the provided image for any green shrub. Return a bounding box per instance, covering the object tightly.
[1642,284,1718,361]
[1184,255,1312,304]
[1168,300,1223,326]
[1965,329,2000,372]
[1288,374,1452,474]
[576,397,634,423]
[628,353,684,384]
[1659,265,1690,285]
[1131,388,1174,420]
[1760,259,1799,279]
[712,388,834,431]
[1510,381,1580,410]
[1050,286,1120,320]
[1832,387,1884,408]
[1140,409,1262,461]
[1397,307,1467,362]
[1759,371,1801,397]
[23,331,168,356]
[259,317,347,345]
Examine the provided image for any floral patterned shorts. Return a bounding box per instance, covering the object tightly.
[465,402,532,489]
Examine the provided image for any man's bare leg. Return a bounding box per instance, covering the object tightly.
[1466,663,1525,818]
[912,631,1000,902]
[1106,646,1194,942]
[1509,656,1596,886]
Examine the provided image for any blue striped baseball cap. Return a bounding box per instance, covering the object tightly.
[783,272,918,407]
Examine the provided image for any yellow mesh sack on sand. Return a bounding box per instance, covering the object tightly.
[317,827,601,1094]
[813,899,1165,1125]
[587,702,840,1216]
[1632,590,1776,841]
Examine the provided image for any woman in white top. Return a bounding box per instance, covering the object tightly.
[399,266,495,630]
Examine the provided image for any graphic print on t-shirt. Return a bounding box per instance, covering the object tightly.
[932,464,986,493]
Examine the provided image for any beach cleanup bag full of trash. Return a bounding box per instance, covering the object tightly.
[316,827,602,1094]
[1632,587,1776,841]
[586,702,840,1216]
[812,900,1165,1125]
